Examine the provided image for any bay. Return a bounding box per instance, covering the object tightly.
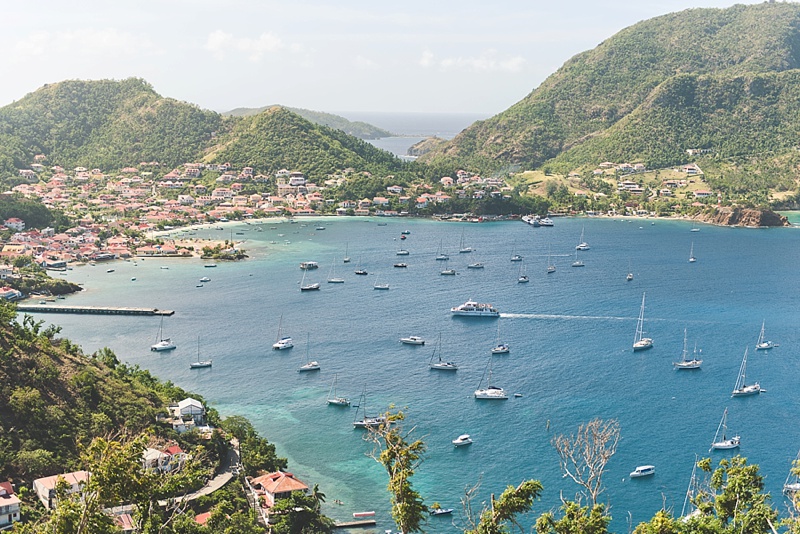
[28,216,800,532]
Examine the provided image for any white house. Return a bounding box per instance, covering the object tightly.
[0,482,21,528]
[4,218,25,231]
[33,470,90,510]
[174,398,205,424]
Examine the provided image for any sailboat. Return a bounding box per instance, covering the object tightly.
[440,258,456,276]
[689,242,696,263]
[150,316,176,351]
[474,355,508,399]
[680,457,701,519]
[189,337,212,369]
[354,256,368,275]
[458,229,472,253]
[690,220,700,232]
[299,269,320,291]
[755,320,778,350]
[783,450,800,494]
[517,261,529,283]
[327,257,345,283]
[491,322,510,354]
[510,242,523,262]
[626,260,633,281]
[298,334,320,372]
[435,239,449,261]
[632,292,653,351]
[272,315,293,350]
[709,408,740,451]
[731,347,761,396]
[673,329,702,369]
[576,226,590,250]
[326,374,350,406]
[547,245,556,273]
[343,242,351,263]
[429,333,458,370]
[571,249,584,268]
[373,274,389,290]
[352,387,388,428]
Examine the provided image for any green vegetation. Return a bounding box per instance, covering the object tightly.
[224,105,393,139]
[422,2,800,188]
[0,194,71,231]
[200,242,247,261]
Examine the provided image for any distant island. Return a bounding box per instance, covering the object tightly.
[223,105,394,139]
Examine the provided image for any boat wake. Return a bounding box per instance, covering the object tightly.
[501,313,631,321]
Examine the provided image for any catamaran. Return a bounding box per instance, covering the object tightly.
[576,227,590,250]
[709,408,740,451]
[731,347,761,397]
[150,316,176,352]
[474,356,508,399]
[272,315,293,350]
[633,293,653,351]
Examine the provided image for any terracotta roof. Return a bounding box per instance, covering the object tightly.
[251,471,309,494]
[34,470,90,491]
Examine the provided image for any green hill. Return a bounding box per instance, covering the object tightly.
[205,106,405,179]
[421,3,800,175]
[224,106,393,139]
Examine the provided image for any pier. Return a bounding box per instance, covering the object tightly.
[333,520,378,528]
[16,305,174,316]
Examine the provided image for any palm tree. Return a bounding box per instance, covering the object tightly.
[309,483,326,512]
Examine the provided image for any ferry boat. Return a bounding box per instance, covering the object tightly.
[299,261,319,270]
[451,300,500,317]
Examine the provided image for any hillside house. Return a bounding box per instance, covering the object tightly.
[0,481,21,528]
[250,472,309,508]
[33,471,90,510]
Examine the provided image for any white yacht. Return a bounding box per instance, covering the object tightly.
[400,336,425,345]
[326,374,350,406]
[299,261,319,270]
[474,356,507,400]
[538,217,554,226]
[352,388,388,428]
[272,315,293,350]
[630,465,655,478]
[709,408,740,450]
[633,293,653,351]
[396,249,410,256]
[451,300,500,317]
[576,227,590,250]
[755,320,778,350]
[150,316,176,352]
[429,333,457,371]
[673,329,702,369]
[731,348,761,397]
[452,434,473,447]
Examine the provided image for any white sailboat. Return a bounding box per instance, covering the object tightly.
[576,226,590,250]
[633,292,653,351]
[458,229,472,253]
[272,315,293,350]
[189,337,212,369]
[547,245,556,273]
[343,242,351,263]
[755,320,778,350]
[731,347,761,396]
[326,374,350,406]
[626,260,633,281]
[429,333,458,370]
[491,322,510,354]
[298,334,320,372]
[709,408,740,451]
[150,316,176,351]
[783,450,800,494]
[373,274,389,290]
[680,457,701,519]
[673,329,702,369]
[571,249,584,267]
[474,356,508,399]
[510,242,523,262]
[327,257,345,283]
[353,387,388,428]
[435,239,449,261]
[689,242,696,263]
[299,269,320,291]
[440,258,456,276]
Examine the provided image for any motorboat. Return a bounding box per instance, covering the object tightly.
[452,434,473,447]
[393,263,408,268]
[396,250,410,256]
[199,276,211,282]
[400,336,425,345]
[538,217,554,226]
[299,261,319,270]
[491,343,510,354]
[431,508,454,516]
[630,465,655,478]
[440,268,457,275]
[451,300,500,317]
[467,262,485,269]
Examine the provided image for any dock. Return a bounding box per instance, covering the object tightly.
[333,520,377,528]
[16,305,174,316]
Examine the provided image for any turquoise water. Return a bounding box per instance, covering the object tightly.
[28,216,800,532]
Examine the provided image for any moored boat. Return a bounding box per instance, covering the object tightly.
[630,465,655,478]
[452,434,472,447]
[451,300,500,317]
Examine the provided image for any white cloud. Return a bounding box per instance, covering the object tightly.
[205,30,284,62]
[422,49,526,73]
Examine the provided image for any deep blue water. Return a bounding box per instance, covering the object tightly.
[28,217,800,532]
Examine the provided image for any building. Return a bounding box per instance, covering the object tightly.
[250,471,309,508]
[0,481,21,528]
[4,218,25,231]
[33,470,90,510]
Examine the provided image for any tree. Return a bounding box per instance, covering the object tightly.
[365,411,428,533]
[536,500,610,534]
[551,418,620,505]
[464,479,543,534]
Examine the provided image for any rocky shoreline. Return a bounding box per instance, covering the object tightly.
[695,207,790,227]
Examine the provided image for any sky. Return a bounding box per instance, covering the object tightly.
[2,0,760,117]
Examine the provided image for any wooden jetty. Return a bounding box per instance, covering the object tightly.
[16,305,174,316]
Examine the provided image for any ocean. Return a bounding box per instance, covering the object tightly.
[337,111,490,159]
[29,217,800,532]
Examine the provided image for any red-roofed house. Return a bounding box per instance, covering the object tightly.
[250,471,309,508]
[195,512,212,526]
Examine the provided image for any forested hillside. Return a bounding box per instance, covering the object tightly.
[224,105,393,139]
[421,2,800,174]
